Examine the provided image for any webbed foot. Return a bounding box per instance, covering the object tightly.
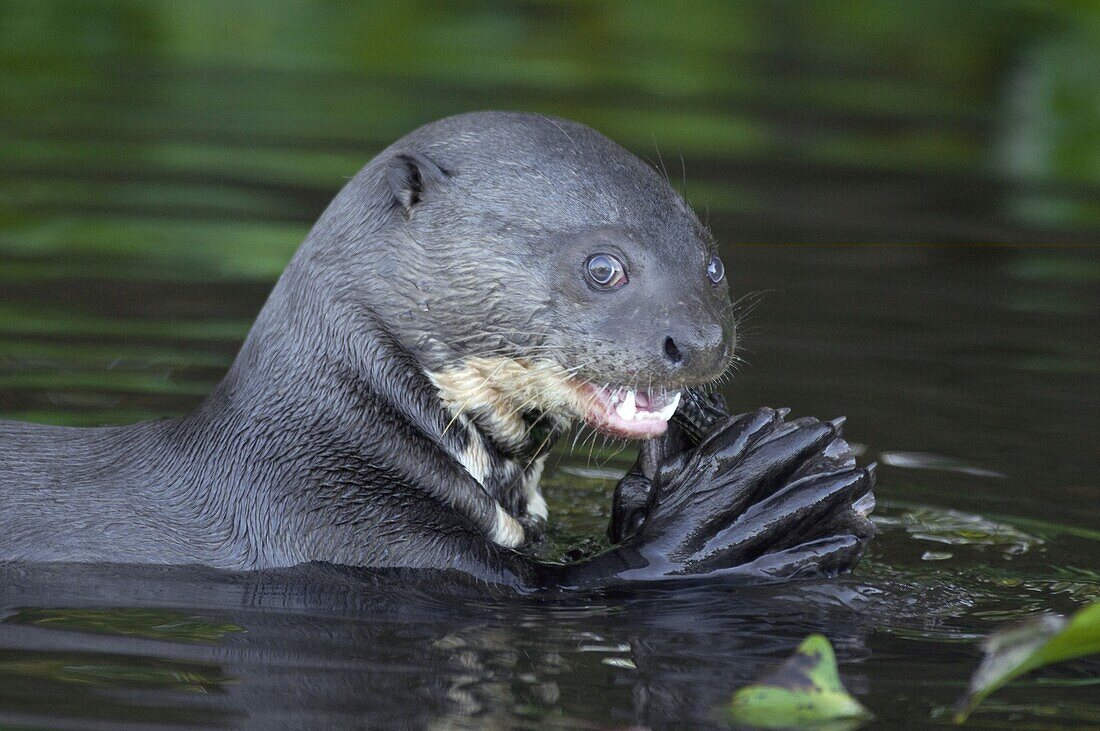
[573,393,875,585]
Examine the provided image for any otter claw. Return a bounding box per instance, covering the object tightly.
[852,491,877,516]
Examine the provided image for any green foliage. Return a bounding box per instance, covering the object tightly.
[954,601,1100,723]
[0,654,232,691]
[8,607,244,644]
[726,634,871,729]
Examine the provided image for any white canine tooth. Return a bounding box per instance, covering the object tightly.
[617,389,636,421]
[658,391,681,421]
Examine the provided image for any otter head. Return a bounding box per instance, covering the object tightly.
[351,112,734,452]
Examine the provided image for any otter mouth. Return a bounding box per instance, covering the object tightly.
[580,385,682,439]
[429,356,693,448]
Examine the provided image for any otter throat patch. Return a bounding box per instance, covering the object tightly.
[427,356,583,451]
[428,357,574,548]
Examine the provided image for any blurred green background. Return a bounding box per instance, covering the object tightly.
[1,0,1098,427]
[2,0,1099,261]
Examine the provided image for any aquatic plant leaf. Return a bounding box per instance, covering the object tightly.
[954,601,1100,723]
[873,504,1041,555]
[726,634,871,729]
[8,608,244,644]
[0,654,232,691]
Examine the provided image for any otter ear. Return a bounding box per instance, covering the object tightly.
[386,152,448,214]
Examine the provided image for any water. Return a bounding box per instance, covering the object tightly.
[1,2,1099,728]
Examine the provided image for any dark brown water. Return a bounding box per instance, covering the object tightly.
[1,2,1098,728]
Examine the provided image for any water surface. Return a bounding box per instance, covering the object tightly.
[1,2,1099,728]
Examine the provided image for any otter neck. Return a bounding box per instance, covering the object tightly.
[183,269,539,540]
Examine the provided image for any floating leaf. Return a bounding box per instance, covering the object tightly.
[7,608,244,644]
[954,601,1100,723]
[726,634,871,729]
[0,653,232,691]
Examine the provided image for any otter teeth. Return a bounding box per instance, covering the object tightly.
[617,390,637,420]
[612,390,681,423]
[658,391,682,420]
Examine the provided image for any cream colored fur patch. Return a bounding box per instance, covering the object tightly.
[456,420,491,486]
[491,503,525,548]
[427,356,589,448]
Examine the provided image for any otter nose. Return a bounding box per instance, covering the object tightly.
[661,321,729,375]
[663,336,683,364]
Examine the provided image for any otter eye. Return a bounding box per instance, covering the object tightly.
[585,253,627,289]
[706,253,725,285]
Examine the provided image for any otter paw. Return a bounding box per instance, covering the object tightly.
[619,407,876,580]
[608,391,708,543]
[518,512,548,545]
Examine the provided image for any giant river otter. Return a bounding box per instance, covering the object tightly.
[0,112,875,589]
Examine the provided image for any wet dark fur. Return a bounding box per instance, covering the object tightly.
[0,112,875,588]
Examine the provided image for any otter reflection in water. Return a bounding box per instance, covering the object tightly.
[0,112,875,588]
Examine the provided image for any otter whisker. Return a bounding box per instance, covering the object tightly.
[497,360,593,424]
[519,416,557,480]
[570,424,586,453]
[679,152,688,200]
[568,379,603,454]
[723,289,770,322]
[579,380,612,465]
[597,433,611,464]
[584,420,605,468]
[604,431,633,464]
